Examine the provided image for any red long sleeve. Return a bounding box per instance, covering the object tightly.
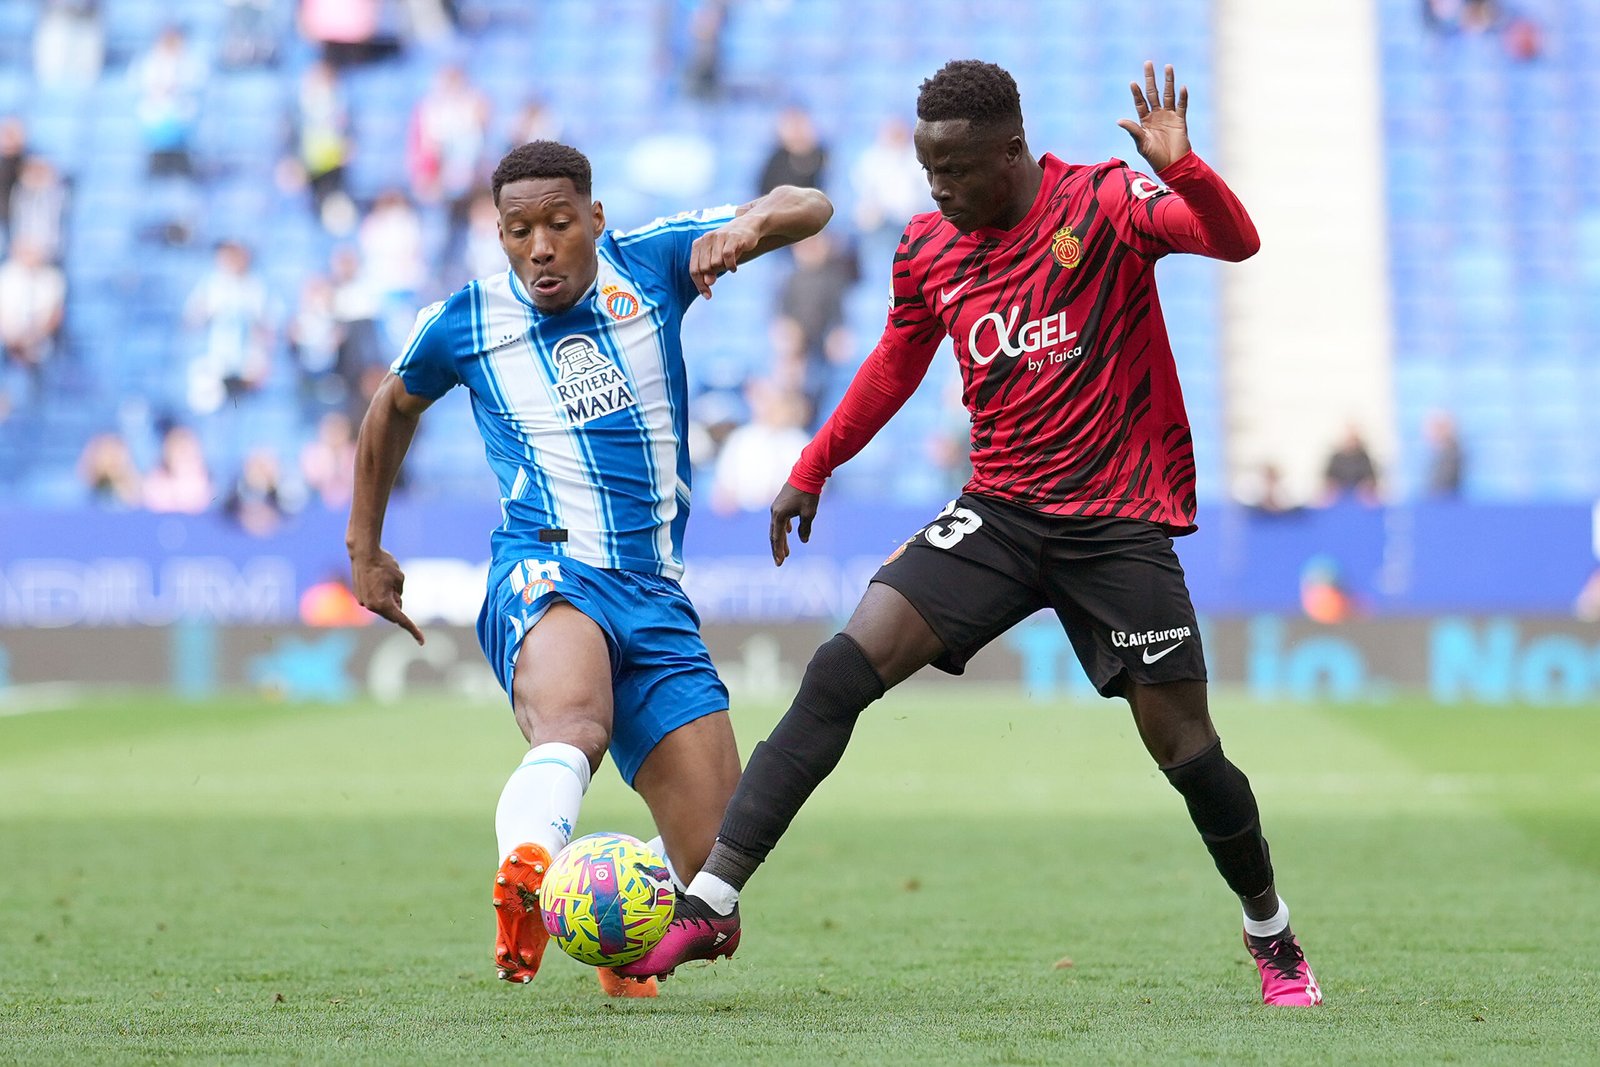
[1142,151,1260,261]
[788,336,939,493]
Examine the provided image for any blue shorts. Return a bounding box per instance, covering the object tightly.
[476,554,729,786]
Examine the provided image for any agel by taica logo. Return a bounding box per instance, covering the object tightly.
[552,336,637,426]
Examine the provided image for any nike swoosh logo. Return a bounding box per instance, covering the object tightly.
[939,278,973,303]
[1142,642,1183,664]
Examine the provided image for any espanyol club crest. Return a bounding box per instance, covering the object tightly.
[1051,224,1082,269]
[601,284,640,320]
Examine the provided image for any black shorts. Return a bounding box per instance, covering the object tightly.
[872,493,1206,697]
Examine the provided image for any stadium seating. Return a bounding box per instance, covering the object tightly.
[20,0,1557,512]
[1379,0,1597,500]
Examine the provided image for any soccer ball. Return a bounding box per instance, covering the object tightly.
[538,832,674,967]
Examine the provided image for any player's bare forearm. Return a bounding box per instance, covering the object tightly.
[738,185,834,251]
[691,187,833,297]
[346,375,430,643]
[346,375,426,557]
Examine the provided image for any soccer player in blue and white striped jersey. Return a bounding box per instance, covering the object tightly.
[347,140,831,995]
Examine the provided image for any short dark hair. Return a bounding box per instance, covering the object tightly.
[491,140,592,204]
[915,60,1023,130]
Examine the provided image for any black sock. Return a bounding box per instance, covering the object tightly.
[707,633,885,889]
[1161,739,1274,899]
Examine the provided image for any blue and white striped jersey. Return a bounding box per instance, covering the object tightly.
[391,205,739,579]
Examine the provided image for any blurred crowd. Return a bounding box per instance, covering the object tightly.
[0,0,978,532]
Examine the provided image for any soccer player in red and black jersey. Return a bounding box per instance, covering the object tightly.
[619,60,1321,1006]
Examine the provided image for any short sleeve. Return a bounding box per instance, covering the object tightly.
[389,299,460,400]
[613,205,740,309]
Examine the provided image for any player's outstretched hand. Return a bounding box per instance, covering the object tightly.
[769,481,819,567]
[350,548,424,644]
[689,221,758,299]
[1116,61,1190,173]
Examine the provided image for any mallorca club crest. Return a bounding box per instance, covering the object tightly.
[601,284,640,321]
[551,335,637,426]
[1051,224,1082,269]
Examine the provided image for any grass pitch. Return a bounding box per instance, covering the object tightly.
[2,685,1598,1064]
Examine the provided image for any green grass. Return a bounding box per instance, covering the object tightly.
[2,686,1598,1064]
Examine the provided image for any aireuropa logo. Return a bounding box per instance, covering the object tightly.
[966,306,1081,367]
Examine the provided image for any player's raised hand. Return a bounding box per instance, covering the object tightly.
[769,481,819,566]
[350,547,424,644]
[1116,61,1190,173]
[688,223,756,299]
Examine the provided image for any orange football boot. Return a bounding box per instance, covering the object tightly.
[491,842,552,983]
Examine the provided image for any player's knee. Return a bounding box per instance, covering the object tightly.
[798,633,886,721]
[524,713,610,771]
[1161,739,1259,833]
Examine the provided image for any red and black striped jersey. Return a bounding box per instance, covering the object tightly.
[790,150,1258,533]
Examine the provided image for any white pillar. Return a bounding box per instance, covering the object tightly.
[1214,0,1395,504]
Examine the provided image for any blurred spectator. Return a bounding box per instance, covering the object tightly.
[686,386,745,475]
[1242,461,1301,515]
[504,97,564,152]
[224,446,299,536]
[1423,410,1465,498]
[458,190,505,282]
[0,118,30,237]
[1320,424,1381,505]
[219,0,282,69]
[133,26,204,177]
[1423,0,1502,33]
[184,241,274,415]
[358,189,427,303]
[77,431,142,507]
[33,0,105,91]
[298,0,400,67]
[358,191,430,350]
[133,26,205,178]
[709,378,812,514]
[288,274,347,410]
[294,60,356,231]
[299,410,357,508]
[328,244,387,412]
[757,105,828,195]
[407,65,491,228]
[142,422,214,513]
[1421,0,1542,59]
[0,239,67,375]
[680,0,728,102]
[772,230,859,418]
[851,116,926,240]
[9,157,69,263]
[398,0,460,43]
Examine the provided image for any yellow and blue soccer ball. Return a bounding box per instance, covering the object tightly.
[538,832,674,967]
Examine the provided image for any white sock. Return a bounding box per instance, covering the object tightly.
[494,742,591,861]
[645,835,689,894]
[687,871,739,916]
[1243,896,1290,939]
